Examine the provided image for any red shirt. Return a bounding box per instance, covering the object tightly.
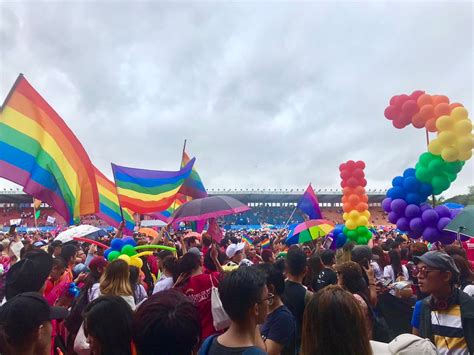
[183,272,220,340]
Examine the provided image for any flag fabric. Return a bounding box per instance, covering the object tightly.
[261,238,270,249]
[207,218,223,243]
[179,151,207,199]
[94,167,135,233]
[242,234,253,245]
[297,184,323,220]
[9,219,21,226]
[149,193,188,222]
[35,210,41,219]
[33,198,42,210]
[111,158,195,214]
[0,74,99,224]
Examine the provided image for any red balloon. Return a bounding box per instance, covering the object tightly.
[340,181,347,188]
[346,160,356,170]
[394,94,409,107]
[354,186,365,195]
[360,178,367,187]
[450,103,463,110]
[340,170,351,180]
[389,95,399,105]
[353,168,364,179]
[402,100,419,116]
[410,90,425,101]
[339,163,347,171]
[393,119,407,129]
[355,161,366,169]
[384,105,399,120]
[412,113,426,128]
[347,177,358,188]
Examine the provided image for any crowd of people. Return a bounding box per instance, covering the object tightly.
[0,223,473,355]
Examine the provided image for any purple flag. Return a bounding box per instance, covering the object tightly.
[297,184,322,220]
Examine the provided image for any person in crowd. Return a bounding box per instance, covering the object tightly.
[43,256,67,305]
[47,240,62,258]
[201,233,212,257]
[336,261,373,339]
[98,259,135,309]
[153,255,177,294]
[5,249,53,301]
[82,296,133,355]
[303,254,323,292]
[451,254,474,297]
[203,248,227,274]
[0,292,68,355]
[129,266,148,305]
[301,285,372,355]
[414,251,474,354]
[199,266,267,355]
[133,289,200,355]
[246,244,262,265]
[314,249,337,292]
[282,247,311,351]
[259,264,296,355]
[60,244,77,284]
[384,249,410,283]
[371,246,386,282]
[156,250,174,280]
[261,249,275,264]
[224,242,246,271]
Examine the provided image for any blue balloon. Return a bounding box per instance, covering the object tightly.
[405,193,422,205]
[336,233,347,248]
[403,168,416,178]
[110,238,124,251]
[387,187,406,200]
[122,237,137,247]
[419,183,433,199]
[403,177,420,193]
[392,176,404,187]
[103,248,112,260]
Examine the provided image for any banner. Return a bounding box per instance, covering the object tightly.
[9,218,21,226]
[47,216,56,224]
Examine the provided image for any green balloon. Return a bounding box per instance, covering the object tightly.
[108,251,120,261]
[443,160,464,174]
[419,152,433,166]
[356,226,368,235]
[428,158,444,173]
[431,175,450,195]
[446,172,457,182]
[121,244,137,257]
[415,166,431,183]
[347,230,357,241]
[357,236,368,245]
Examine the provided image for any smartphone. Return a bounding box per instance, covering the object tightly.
[382,279,393,288]
[322,236,333,250]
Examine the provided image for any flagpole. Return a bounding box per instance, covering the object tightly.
[284,205,297,227]
[170,139,187,219]
[111,163,125,223]
[33,203,38,229]
[425,129,436,208]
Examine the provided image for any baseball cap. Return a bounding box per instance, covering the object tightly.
[226,242,246,258]
[351,245,372,264]
[32,240,47,248]
[188,247,203,257]
[388,333,437,354]
[239,258,254,267]
[0,292,68,344]
[5,250,53,300]
[414,251,460,276]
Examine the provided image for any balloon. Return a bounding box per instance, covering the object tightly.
[392,176,404,187]
[388,212,399,224]
[396,217,410,231]
[405,193,422,205]
[434,205,451,218]
[382,198,392,212]
[423,227,439,242]
[431,175,450,195]
[421,209,439,226]
[437,217,452,231]
[409,218,425,233]
[121,244,137,257]
[110,238,124,252]
[390,199,407,215]
[103,248,112,260]
[357,216,369,227]
[345,220,357,230]
[336,233,347,249]
[405,204,421,218]
[356,202,368,212]
[122,237,137,247]
[107,251,120,262]
[118,254,131,264]
[129,257,143,269]
[349,210,360,220]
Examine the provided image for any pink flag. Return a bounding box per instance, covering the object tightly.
[207,218,223,243]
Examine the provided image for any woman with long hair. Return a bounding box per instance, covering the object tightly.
[83,296,133,355]
[370,246,386,282]
[452,254,474,294]
[383,249,409,283]
[99,259,135,309]
[303,254,324,292]
[301,285,372,355]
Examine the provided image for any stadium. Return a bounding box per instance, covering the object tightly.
[0,187,388,229]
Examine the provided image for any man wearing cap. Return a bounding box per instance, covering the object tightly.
[0,292,68,354]
[415,251,474,354]
[223,242,245,272]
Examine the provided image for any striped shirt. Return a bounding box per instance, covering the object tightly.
[431,304,469,355]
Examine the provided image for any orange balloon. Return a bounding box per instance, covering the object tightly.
[348,194,359,205]
[434,103,451,118]
[425,118,438,132]
[432,95,450,106]
[343,204,352,213]
[343,187,354,195]
[418,105,435,120]
[360,195,369,203]
[356,202,368,212]
[417,94,433,107]
[354,186,365,195]
[342,196,348,204]
[412,113,426,128]
[450,103,463,110]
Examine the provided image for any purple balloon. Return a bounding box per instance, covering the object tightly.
[437,217,452,231]
[450,209,462,219]
[421,209,439,226]
[420,203,431,212]
[391,199,408,216]
[438,233,456,245]
[435,205,451,218]
[388,211,399,224]
[396,217,410,231]
[423,226,439,242]
[409,217,425,233]
[408,229,422,239]
[382,198,392,212]
[405,204,421,219]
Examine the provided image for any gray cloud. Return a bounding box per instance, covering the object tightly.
[0,1,472,198]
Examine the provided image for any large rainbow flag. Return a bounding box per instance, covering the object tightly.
[179,151,207,199]
[0,74,99,224]
[94,167,135,233]
[111,159,195,214]
[149,193,188,222]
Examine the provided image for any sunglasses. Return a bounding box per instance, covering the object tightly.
[417,266,441,277]
[258,293,275,304]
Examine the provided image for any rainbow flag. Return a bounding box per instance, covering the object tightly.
[242,234,253,245]
[148,193,187,222]
[94,167,135,233]
[179,151,207,199]
[0,74,99,224]
[297,184,322,220]
[261,238,270,249]
[111,159,195,214]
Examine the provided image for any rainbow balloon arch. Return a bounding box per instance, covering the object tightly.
[381,91,472,244]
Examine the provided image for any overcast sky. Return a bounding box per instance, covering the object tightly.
[0,1,473,198]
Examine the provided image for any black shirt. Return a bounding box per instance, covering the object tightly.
[314,267,337,292]
[282,280,307,349]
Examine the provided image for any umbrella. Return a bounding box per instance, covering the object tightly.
[286,219,335,245]
[54,225,104,244]
[138,228,159,238]
[169,196,250,224]
[443,205,474,239]
[184,231,201,239]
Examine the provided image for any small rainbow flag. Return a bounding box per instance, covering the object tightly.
[261,238,270,249]
[112,159,195,214]
[94,167,135,233]
[0,74,99,224]
[179,151,207,199]
[242,234,253,245]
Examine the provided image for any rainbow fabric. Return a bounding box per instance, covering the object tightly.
[297,184,322,220]
[261,238,270,249]
[111,159,195,214]
[94,167,135,233]
[179,151,207,199]
[242,234,253,245]
[0,74,99,224]
[149,193,188,222]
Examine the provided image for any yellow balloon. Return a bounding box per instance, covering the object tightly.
[345,220,357,230]
[343,212,349,221]
[357,216,369,227]
[134,251,153,258]
[458,149,473,161]
[118,254,131,264]
[349,210,360,220]
[130,257,143,269]
[437,131,456,146]
[456,136,474,152]
[436,115,454,131]
[362,210,371,220]
[428,139,443,155]
[453,119,473,136]
[451,106,468,122]
[441,147,459,162]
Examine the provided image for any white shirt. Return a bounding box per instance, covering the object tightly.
[463,284,474,297]
[383,265,409,282]
[153,276,173,294]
